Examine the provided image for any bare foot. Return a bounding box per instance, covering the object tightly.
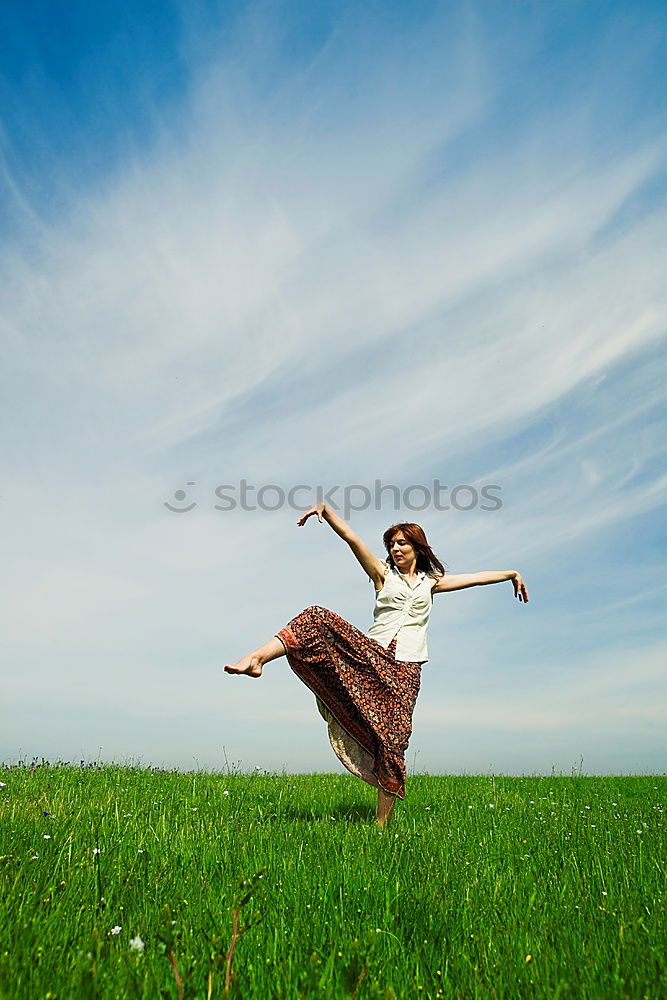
[224,654,264,678]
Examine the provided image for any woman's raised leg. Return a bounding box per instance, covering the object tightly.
[224,635,287,678]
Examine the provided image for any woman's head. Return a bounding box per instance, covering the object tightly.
[382,523,446,577]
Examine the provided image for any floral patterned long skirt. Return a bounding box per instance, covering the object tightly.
[275,605,424,800]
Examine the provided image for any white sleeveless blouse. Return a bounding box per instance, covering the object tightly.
[364,559,434,663]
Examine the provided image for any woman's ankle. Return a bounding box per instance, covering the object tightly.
[252,636,286,665]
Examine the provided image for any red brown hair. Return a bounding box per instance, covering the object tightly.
[382,523,447,578]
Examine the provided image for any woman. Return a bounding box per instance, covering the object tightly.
[224,504,529,829]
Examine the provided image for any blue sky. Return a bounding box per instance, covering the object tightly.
[1,0,666,778]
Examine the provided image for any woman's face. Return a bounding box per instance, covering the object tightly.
[389,533,415,568]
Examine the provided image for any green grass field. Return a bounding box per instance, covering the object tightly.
[0,761,664,999]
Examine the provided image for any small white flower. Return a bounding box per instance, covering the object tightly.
[31,854,39,860]
[223,790,229,796]
[111,926,122,935]
[488,804,495,809]
[636,829,643,834]
[0,781,6,787]
[129,935,144,952]
[601,891,607,896]
[425,806,430,811]
[191,807,198,811]
[468,805,473,809]
[93,848,100,855]
[43,834,51,840]
[137,849,144,853]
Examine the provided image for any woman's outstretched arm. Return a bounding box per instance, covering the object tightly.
[296,503,386,587]
[433,570,529,602]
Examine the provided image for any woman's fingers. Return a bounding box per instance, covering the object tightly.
[297,505,326,525]
[513,575,529,602]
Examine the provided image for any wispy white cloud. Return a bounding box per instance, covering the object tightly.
[416,638,667,734]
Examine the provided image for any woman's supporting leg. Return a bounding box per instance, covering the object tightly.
[376,787,397,828]
[224,635,287,678]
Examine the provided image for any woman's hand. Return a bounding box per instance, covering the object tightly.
[296,503,326,526]
[511,572,529,603]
